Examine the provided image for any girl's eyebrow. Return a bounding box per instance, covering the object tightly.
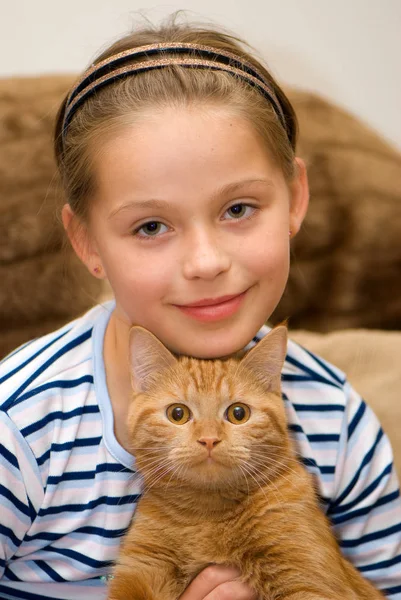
[214,177,274,198]
[108,198,172,219]
[108,178,274,219]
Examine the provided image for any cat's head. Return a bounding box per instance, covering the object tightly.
[128,325,290,492]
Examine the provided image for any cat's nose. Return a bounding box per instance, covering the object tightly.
[197,437,221,451]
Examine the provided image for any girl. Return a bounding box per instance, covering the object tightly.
[0,16,400,600]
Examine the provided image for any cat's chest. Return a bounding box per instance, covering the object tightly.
[154,505,253,563]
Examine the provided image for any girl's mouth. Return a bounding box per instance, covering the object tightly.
[174,291,247,322]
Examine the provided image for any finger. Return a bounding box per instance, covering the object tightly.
[179,565,242,600]
[204,580,258,600]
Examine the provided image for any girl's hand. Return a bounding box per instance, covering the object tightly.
[179,565,258,600]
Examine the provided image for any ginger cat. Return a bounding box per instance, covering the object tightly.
[108,326,384,600]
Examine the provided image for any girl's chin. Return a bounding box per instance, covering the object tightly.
[173,335,255,360]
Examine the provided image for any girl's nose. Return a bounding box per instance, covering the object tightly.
[182,231,231,280]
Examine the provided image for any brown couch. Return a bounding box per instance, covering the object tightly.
[1,74,400,480]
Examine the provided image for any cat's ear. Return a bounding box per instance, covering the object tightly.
[129,326,177,394]
[239,326,288,394]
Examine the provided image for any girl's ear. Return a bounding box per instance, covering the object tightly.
[288,157,309,238]
[61,203,105,279]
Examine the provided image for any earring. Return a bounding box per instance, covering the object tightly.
[289,230,292,237]
[94,266,102,275]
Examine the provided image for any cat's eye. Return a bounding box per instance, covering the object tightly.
[226,403,251,424]
[166,404,191,425]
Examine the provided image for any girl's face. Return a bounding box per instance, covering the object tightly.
[69,106,308,358]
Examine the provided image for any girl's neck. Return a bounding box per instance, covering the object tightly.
[103,310,135,452]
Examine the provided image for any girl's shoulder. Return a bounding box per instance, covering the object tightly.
[0,302,113,415]
[252,323,348,401]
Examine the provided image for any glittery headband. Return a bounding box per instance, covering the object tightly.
[61,42,289,145]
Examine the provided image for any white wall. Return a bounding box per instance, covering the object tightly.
[1,0,400,150]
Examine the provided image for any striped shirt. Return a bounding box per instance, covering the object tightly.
[0,301,400,599]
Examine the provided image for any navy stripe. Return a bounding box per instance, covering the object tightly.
[300,456,319,470]
[299,346,345,385]
[385,583,401,595]
[284,355,342,389]
[25,525,127,543]
[331,429,384,508]
[46,545,111,569]
[0,584,64,600]
[3,567,21,581]
[307,434,340,443]
[47,471,98,484]
[282,373,341,389]
[37,437,101,466]
[47,462,132,484]
[320,465,335,474]
[37,436,102,466]
[0,443,19,469]
[0,558,5,570]
[358,551,401,572]
[21,404,99,437]
[299,457,334,475]
[291,403,345,413]
[330,462,393,515]
[348,401,366,440]
[0,523,23,549]
[27,497,37,522]
[0,329,70,386]
[14,375,94,406]
[340,522,401,548]
[288,423,303,433]
[2,329,93,411]
[73,525,128,538]
[34,560,66,582]
[331,490,400,525]
[37,493,140,516]
[96,463,133,474]
[0,483,31,518]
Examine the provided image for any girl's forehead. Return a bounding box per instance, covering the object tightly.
[91,106,281,206]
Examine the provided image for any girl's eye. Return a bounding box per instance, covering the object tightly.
[225,403,251,424]
[225,204,255,220]
[166,404,191,425]
[134,221,168,237]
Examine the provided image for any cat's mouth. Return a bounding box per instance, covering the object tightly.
[190,450,231,470]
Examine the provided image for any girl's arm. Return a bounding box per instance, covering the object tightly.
[0,411,42,579]
[328,384,401,598]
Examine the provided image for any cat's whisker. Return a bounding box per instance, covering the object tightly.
[142,464,177,493]
[250,461,301,492]
[140,458,175,484]
[237,464,251,498]
[130,446,172,450]
[139,453,172,469]
[165,462,186,489]
[238,462,272,504]
[249,464,294,502]
[138,454,173,468]
[248,453,302,477]
[250,455,307,483]
[250,442,306,460]
[249,451,304,474]
[240,461,286,508]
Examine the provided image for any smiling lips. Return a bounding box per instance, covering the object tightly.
[174,291,247,322]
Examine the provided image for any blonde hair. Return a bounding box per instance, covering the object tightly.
[54,16,298,221]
